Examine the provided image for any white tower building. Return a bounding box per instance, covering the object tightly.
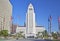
[16,3,45,38]
[26,3,36,37]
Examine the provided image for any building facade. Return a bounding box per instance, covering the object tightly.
[16,3,45,38]
[11,24,17,34]
[0,0,12,34]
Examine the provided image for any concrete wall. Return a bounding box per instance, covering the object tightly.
[16,26,26,34]
[36,27,45,34]
[16,26,45,35]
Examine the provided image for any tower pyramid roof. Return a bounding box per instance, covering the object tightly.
[28,3,33,8]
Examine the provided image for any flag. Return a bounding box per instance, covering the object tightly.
[3,17,5,22]
[48,15,52,22]
[58,16,60,31]
[11,16,13,21]
[50,15,52,21]
[48,18,50,22]
[58,16,60,23]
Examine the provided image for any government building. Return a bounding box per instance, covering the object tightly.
[0,0,12,34]
[0,0,45,38]
[16,3,45,38]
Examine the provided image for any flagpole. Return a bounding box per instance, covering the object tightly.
[58,16,60,34]
[48,18,49,34]
[48,15,52,39]
[49,16,51,39]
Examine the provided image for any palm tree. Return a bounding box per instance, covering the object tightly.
[51,32,58,39]
[36,32,42,38]
[42,30,48,39]
[17,31,24,38]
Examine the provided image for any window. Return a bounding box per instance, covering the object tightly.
[29,8,32,10]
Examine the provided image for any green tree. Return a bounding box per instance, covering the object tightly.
[42,30,48,39]
[0,30,8,38]
[52,32,58,39]
[36,32,42,38]
[17,31,24,38]
[0,31,2,36]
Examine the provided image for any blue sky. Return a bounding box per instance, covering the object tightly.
[10,0,60,32]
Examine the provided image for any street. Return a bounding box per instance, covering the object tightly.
[3,39,53,41]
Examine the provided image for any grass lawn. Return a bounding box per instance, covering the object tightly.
[0,38,5,41]
[0,39,3,41]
